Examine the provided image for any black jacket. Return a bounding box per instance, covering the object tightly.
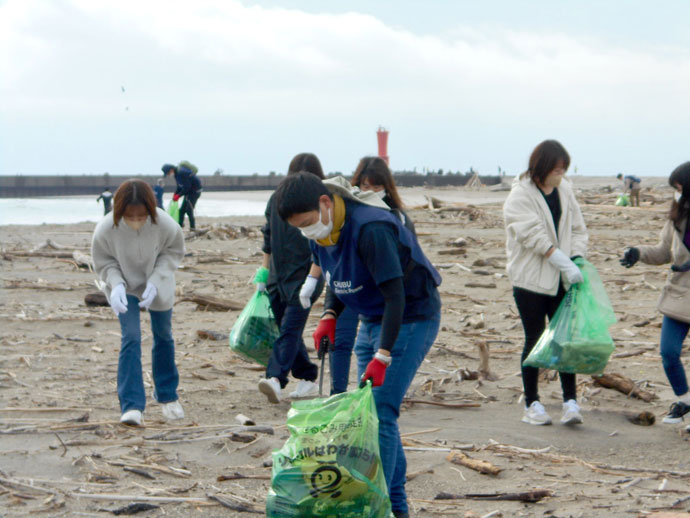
[262,193,324,305]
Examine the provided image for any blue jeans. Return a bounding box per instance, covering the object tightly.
[330,306,359,394]
[660,316,689,396]
[266,292,317,388]
[117,295,179,413]
[354,311,441,514]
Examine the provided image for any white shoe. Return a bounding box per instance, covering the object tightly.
[259,377,281,404]
[161,400,185,421]
[560,399,583,425]
[289,380,319,399]
[120,409,143,426]
[521,401,552,425]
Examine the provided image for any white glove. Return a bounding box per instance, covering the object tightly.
[139,281,157,309]
[256,282,266,292]
[110,283,128,315]
[299,275,319,309]
[548,249,584,284]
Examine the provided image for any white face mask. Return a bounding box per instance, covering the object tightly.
[375,190,387,199]
[675,191,682,203]
[124,218,146,231]
[300,206,333,240]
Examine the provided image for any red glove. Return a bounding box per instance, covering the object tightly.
[361,357,388,387]
[313,318,336,354]
[172,194,181,202]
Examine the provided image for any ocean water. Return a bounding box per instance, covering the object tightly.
[0,193,270,225]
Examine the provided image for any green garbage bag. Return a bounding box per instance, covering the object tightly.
[615,194,630,206]
[266,384,391,518]
[229,268,278,365]
[523,258,616,375]
[167,199,180,221]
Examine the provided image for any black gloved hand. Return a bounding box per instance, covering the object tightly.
[671,259,690,273]
[620,247,640,268]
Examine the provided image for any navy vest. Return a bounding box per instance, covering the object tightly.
[312,201,441,318]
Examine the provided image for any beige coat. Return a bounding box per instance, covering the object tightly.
[503,176,588,296]
[638,219,690,292]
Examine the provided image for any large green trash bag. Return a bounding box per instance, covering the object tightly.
[523,258,617,374]
[615,194,630,206]
[167,200,180,221]
[229,287,278,366]
[266,384,391,518]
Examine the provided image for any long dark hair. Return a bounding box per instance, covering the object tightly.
[113,180,158,227]
[669,161,690,230]
[351,156,404,209]
[523,140,570,186]
[287,153,325,179]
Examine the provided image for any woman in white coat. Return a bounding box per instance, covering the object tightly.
[503,140,589,425]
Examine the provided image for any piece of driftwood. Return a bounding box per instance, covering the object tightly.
[178,294,244,311]
[196,329,229,341]
[465,282,497,289]
[446,450,501,476]
[85,292,109,307]
[404,399,480,409]
[435,489,552,503]
[235,414,255,426]
[438,248,468,256]
[592,373,658,402]
[206,493,263,514]
[216,472,271,482]
[406,468,434,482]
[622,410,655,426]
[108,503,160,515]
[477,342,498,381]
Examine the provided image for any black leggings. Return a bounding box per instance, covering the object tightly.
[513,284,576,407]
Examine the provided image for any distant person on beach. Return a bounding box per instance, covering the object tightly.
[620,161,690,431]
[257,153,325,403]
[96,188,113,215]
[298,156,416,395]
[154,178,165,209]
[503,139,589,426]
[276,172,441,518]
[617,173,642,207]
[161,161,202,230]
[91,179,185,426]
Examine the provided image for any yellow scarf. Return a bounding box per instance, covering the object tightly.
[316,194,346,247]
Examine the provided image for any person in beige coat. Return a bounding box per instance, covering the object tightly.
[503,140,589,426]
[620,161,690,430]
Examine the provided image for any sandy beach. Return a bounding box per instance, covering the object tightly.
[1,177,688,518]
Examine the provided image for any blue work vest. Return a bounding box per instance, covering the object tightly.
[312,201,441,318]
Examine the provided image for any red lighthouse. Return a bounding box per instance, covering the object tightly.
[376,126,389,165]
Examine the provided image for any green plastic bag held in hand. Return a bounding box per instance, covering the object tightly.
[523,258,616,374]
[266,384,391,518]
[229,269,278,365]
[167,200,180,221]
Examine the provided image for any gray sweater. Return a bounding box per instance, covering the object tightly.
[91,208,185,311]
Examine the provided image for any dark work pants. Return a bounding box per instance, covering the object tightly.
[265,291,317,388]
[513,283,576,407]
[178,198,196,229]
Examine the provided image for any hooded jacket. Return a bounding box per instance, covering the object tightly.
[503,175,588,295]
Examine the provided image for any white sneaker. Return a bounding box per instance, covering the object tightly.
[289,380,319,399]
[161,400,185,421]
[120,409,143,426]
[259,377,281,404]
[521,401,552,425]
[560,399,583,425]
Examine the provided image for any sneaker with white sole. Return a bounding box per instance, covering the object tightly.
[161,400,185,421]
[120,409,143,426]
[289,380,319,399]
[662,401,690,424]
[522,401,552,425]
[259,377,281,404]
[560,399,583,425]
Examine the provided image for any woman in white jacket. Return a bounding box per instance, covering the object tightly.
[503,140,589,425]
[92,180,185,426]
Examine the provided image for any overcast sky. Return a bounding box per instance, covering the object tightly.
[1,0,688,176]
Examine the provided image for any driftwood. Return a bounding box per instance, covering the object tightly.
[85,292,109,307]
[178,294,244,311]
[477,342,498,381]
[196,329,229,341]
[446,450,501,476]
[404,399,480,409]
[622,410,656,426]
[206,493,263,514]
[465,282,497,289]
[438,248,467,256]
[592,372,658,402]
[406,468,434,481]
[216,471,271,481]
[435,489,552,503]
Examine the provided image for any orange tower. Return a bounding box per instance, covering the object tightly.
[376,126,389,165]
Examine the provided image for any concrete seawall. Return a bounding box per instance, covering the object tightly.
[0,173,501,197]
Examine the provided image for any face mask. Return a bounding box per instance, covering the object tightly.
[675,191,682,203]
[124,218,146,231]
[375,190,387,199]
[300,206,333,240]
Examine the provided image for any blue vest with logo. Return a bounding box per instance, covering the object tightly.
[312,200,441,318]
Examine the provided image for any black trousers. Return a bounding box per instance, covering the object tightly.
[178,197,196,229]
[513,284,576,407]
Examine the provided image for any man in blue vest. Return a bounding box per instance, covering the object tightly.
[274,172,441,518]
[617,173,642,207]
